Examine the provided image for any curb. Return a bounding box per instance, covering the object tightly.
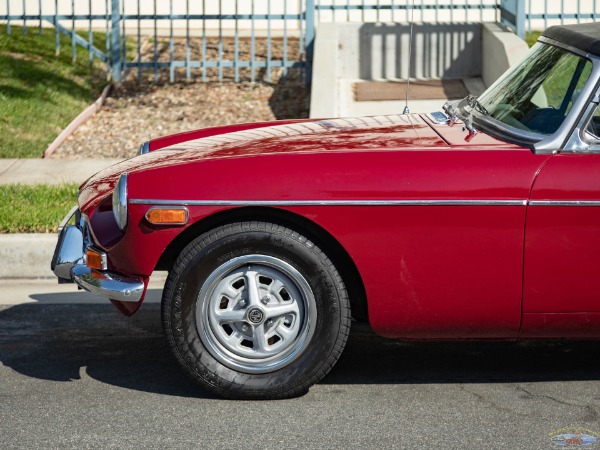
[0,233,168,282]
[0,233,56,279]
[43,84,113,158]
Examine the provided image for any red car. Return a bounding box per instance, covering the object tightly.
[52,22,600,399]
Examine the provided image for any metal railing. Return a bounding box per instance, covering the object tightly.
[2,1,599,84]
[1,0,315,84]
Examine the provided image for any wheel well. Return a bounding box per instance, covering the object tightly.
[155,207,368,321]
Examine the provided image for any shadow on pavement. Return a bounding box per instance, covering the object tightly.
[1,301,599,398]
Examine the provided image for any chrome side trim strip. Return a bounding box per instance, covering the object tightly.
[130,199,528,207]
[530,200,600,207]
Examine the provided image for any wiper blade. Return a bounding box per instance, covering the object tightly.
[466,94,489,116]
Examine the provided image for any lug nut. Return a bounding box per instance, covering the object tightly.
[266,319,274,326]
[239,299,247,307]
[242,324,249,332]
[261,295,270,304]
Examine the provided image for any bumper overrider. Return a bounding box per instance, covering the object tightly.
[50,206,145,303]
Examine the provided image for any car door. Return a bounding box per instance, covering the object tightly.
[522,110,600,337]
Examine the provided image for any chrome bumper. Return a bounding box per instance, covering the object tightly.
[51,207,144,303]
[71,265,144,303]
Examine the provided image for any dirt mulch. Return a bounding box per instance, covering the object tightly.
[50,36,310,159]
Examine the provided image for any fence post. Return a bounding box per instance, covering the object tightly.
[305,0,315,84]
[499,0,526,40]
[111,0,122,83]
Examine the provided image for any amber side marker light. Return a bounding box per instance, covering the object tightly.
[146,207,189,225]
[86,248,107,270]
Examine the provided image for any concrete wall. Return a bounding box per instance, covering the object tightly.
[337,23,481,81]
[310,21,530,118]
[481,22,529,89]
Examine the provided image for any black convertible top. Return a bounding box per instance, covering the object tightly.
[542,22,600,56]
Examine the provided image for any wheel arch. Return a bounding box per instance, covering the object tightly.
[155,206,368,321]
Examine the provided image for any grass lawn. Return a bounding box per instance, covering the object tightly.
[0,184,77,232]
[0,25,107,158]
[526,31,542,47]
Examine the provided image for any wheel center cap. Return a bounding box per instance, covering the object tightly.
[247,307,265,325]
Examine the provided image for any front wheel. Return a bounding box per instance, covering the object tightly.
[161,222,351,399]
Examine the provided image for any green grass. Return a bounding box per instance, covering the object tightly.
[0,24,107,158]
[526,31,542,47]
[0,183,78,233]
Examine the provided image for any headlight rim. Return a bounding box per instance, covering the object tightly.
[112,172,128,231]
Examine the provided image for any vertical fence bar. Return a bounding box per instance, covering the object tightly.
[22,0,26,34]
[362,0,365,22]
[251,0,256,82]
[105,0,110,72]
[283,0,288,80]
[71,0,76,62]
[137,0,141,81]
[267,0,271,82]
[306,0,315,83]
[202,0,207,82]
[89,0,94,67]
[347,0,350,21]
[169,0,174,82]
[561,0,564,25]
[6,0,10,34]
[56,0,60,55]
[186,0,191,81]
[111,0,122,83]
[153,0,158,82]
[234,0,239,82]
[218,0,223,81]
[300,0,305,81]
[524,0,532,35]
[480,0,483,22]
[39,0,42,34]
[121,0,126,78]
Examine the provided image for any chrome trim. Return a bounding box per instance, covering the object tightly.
[130,199,527,207]
[530,200,600,207]
[138,141,150,156]
[71,265,144,303]
[112,173,128,230]
[58,205,79,232]
[144,206,189,225]
[51,224,84,280]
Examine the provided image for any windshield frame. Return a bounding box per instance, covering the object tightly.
[457,36,600,154]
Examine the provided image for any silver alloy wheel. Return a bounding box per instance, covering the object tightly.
[195,255,317,374]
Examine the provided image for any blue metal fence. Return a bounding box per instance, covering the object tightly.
[1,0,315,84]
[2,1,599,84]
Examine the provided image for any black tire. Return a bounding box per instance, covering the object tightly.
[161,221,351,399]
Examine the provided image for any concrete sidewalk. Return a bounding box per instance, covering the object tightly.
[0,158,124,185]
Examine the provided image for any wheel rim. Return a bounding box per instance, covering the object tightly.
[195,255,317,374]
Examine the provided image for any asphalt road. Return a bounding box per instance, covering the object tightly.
[1,282,599,449]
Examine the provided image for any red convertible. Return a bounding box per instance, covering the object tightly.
[52,23,600,399]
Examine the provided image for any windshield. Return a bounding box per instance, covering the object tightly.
[473,43,592,136]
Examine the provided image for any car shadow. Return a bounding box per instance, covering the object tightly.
[1,300,599,400]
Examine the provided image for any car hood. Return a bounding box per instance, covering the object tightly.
[78,114,447,212]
